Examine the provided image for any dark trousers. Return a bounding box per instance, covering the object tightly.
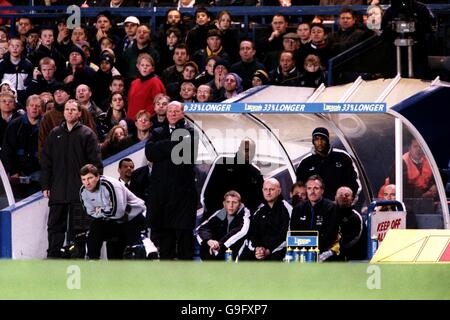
[86,214,145,259]
[151,228,194,260]
[47,203,85,258]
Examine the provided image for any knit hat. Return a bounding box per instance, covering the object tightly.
[51,82,70,95]
[207,28,222,39]
[68,45,86,61]
[253,69,269,85]
[213,59,230,73]
[224,72,243,94]
[99,53,114,66]
[312,127,329,143]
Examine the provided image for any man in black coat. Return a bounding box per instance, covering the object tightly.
[145,101,198,260]
[202,137,264,220]
[335,186,367,261]
[238,178,292,261]
[40,99,102,258]
[295,127,361,202]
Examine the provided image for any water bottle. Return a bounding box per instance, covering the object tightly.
[284,247,293,263]
[224,248,233,262]
[299,248,307,263]
[293,248,300,262]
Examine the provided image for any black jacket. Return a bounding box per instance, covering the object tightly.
[196,205,250,259]
[1,114,41,176]
[336,205,367,260]
[245,197,291,256]
[295,147,361,202]
[290,198,338,252]
[40,121,102,205]
[202,155,264,219]
[230,59,265,90]
[270,66,303,87]
[145,118,198,230]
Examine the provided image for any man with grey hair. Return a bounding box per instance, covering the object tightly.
[145,101,198,259]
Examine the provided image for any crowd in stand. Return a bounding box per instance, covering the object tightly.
[0,2,440,260]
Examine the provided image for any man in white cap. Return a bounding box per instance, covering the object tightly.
[119,16,140,53]
[295,127,361,203]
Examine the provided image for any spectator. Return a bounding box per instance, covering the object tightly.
[117,16,140,53]
[185,7,212,56]
[28,28,66,81]
[132,109,152,143]
[211,11,239,62]
[117,158,134,187]
[298,53,327,88]
[375,183,397,212]
[193,29,230,73]
[91,11,120,60]
[151,93,170,129]
[208,59,229,102]
[155,8,186,51]
[179,81,197,103]
[329,7,370,55]
[79,164,156,260]
[366,4,384,34]
[335,186,367,260]
[196,84,212,102]
[194,56,216,86]
[251,69,270,87]
[27,57,62,96]
[122,24,161,81]
[161,44,190,88]
[202,137,264,220]
[1,94,43,198]
[264,32,300,72]
[127,53,166,120]
[230,40,265,90]
[296,127,361,202]
[0,37,33,106]
[195,190,250,261]
[99,75,126,110]
[238,178,291,261]
[222,73,243,100]
[290,175,339,259]
[0,40,9,62]
[62,45,96,97]
[93,51,118,107]
[296,22,312,46]
[41,99,103,258]
[289,181,307,207]
[145,101,198,259]
[160,27,182,72]
[39,91,54,113]
[75,84,103,119]
[257,14,289,63]
[166,61,199,99]
[100,92,134,139]
[0,91,20,145]
[270,51,302,87]
[16,17,33,44]
[296,23,333,69]
[320,0,363,4]
[100,124,133,159]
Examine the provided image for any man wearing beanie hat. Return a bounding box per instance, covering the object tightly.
[295,127,361,203]
[193,29,230,74]
[209,59,229,102]
[63,45,96,97]
[252,69,269,87]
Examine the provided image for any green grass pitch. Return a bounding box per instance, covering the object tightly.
[0,260,449,300]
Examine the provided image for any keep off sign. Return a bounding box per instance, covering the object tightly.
[371,211,407,243]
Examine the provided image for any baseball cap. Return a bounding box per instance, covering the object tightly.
[124,16,140,25]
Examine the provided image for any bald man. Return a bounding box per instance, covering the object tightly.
[238,178,291,261]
